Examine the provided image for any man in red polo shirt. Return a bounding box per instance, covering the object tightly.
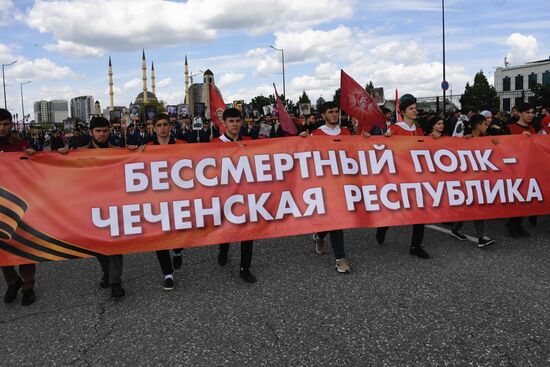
[0,108,36,306]
[506,102,536,136]
[379,94,429,259]
[302,101,351,273]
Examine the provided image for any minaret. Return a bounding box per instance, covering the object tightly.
[142,49,148,104]
[108,56,114,111]
[151,61,156,96]
[202,69,214,119]
[184,55,189,104]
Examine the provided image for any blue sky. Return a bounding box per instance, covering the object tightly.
[1,0,549,120]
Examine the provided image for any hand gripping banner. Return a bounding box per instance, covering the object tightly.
[1,135,550,266]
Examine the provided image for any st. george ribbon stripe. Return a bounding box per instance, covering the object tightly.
[12,233,80,260]
[0,186,103,261]
[0,204,22,223]
[18,222,102,257]
[0,240,50,263]
[0,187,28,212]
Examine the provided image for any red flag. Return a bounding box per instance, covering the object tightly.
[340,69,385,133]
[395,88,404,121]
[209,83,227,134]
[273,83,297,136]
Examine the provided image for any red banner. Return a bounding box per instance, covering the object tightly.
[1,135,550,266]
[273,83,297,136]
[209,83,227,134]
[340,69,386,132]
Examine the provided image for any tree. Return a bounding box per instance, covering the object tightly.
[459,71,500,112]
[251,95,275,112]
[332,88,341,107]
[365,81,375,95]
[298,91,311,104]
[531,83,550,108]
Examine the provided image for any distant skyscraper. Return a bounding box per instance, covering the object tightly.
[33,100,68,123]
[70,96,94,122]
[49,100,69,123]
[33,100,49,123]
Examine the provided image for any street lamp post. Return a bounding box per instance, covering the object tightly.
[269,46,286,98]
[2,60,18,109]
[442,0,447,114]
[20,81,31,129]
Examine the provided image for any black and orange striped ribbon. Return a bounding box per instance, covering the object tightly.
[0,186,102,263]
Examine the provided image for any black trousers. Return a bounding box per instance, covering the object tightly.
[156,249,182,276]
[219,241,253,269]
[97,255,123,285]
[377,224,425,246]
[317,230,345,259]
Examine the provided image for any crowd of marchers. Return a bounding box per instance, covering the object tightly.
[1,94,548,306]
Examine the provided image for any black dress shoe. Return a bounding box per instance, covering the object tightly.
[516,225,530,237]
[111,283,126,298]
[410,245,430,259]
[218,251,228,266]
[100,273,110,289]
[173,255,182,270]
[375,229,386,245]
[21,288,35,306]
[239,268,256,284]
[4,277,22,303]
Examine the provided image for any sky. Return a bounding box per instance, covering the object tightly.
[0,0,549,121]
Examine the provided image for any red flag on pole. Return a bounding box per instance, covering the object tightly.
[340,69,386,133]
[209,83,227,135]
[273,83,297,136]
[395,88,404,122]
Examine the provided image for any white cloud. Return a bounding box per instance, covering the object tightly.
[0,43,17,63]
[10,58,75,81]
[218,73,245,88]
[0,0,17,26]
[123,78,142,91]
[25,0,353,52]
[274,26,354,63]
[44,40,104,58]
[505,33,539,65]
[155,77,171,89]
[253,56,280,78]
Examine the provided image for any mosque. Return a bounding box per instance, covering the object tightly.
[107,50,221,119]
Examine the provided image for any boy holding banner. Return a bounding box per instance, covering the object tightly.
[59,116,126,298]
[1,108,37,306]
[214,108,256,283]
[142,113,187,291]
[378,94,430,259]
[301,101,351,273]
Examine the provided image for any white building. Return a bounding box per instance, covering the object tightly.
[70,96,94,123]
[494,58,550,112]
[33,100,49,123]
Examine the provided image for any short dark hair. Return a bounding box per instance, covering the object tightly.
[0,108,13,123]
[427,115,443,130]
[89,116,110,130]
[222,108,241,121]
[517,102,534,113]
[469,114,486,130]
[320,101,338,114]
[153,112,170,124]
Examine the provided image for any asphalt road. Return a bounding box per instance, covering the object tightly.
[1,218,549,366]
